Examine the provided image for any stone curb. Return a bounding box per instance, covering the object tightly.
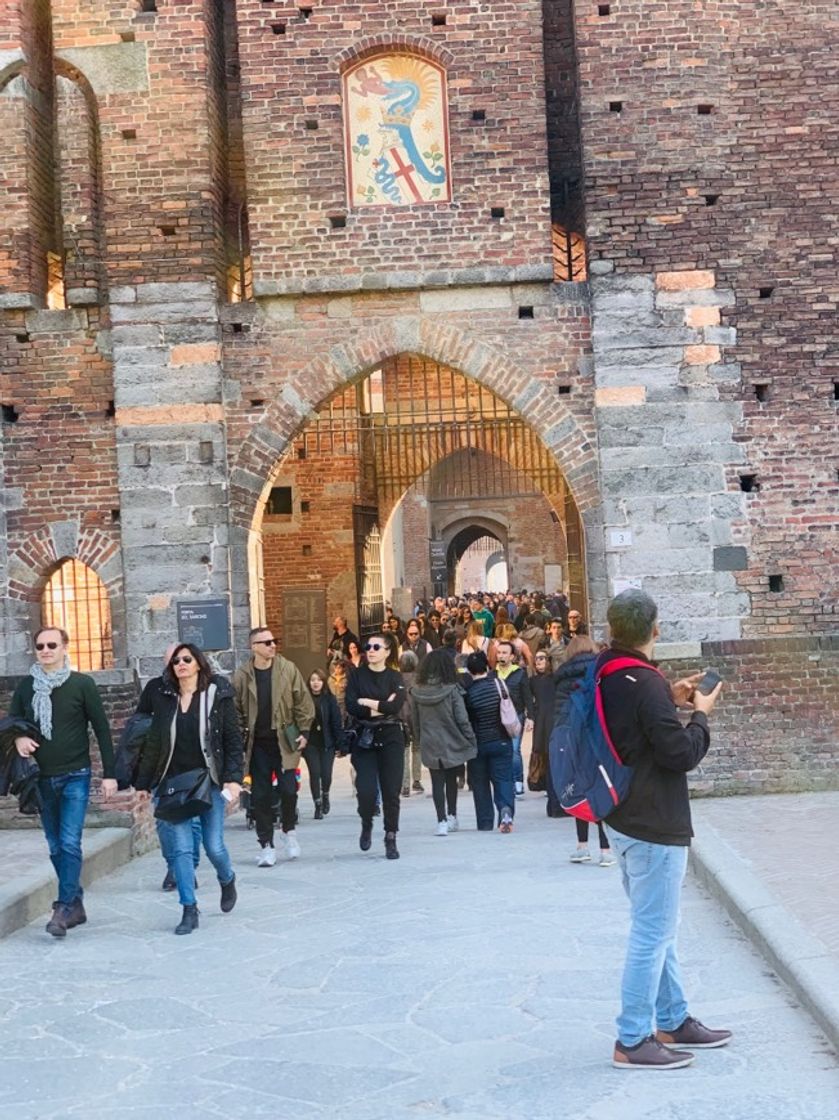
[0,828,133,940]
[691,823,839,1053]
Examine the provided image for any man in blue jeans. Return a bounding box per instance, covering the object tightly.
[11,626,115,938]
[599,590,729,1070]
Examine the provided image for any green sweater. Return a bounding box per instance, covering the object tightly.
[9,672,115,779]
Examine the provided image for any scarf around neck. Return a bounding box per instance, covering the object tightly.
[30,661,72,740]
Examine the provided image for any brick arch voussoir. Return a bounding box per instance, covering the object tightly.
[335,34,455,72]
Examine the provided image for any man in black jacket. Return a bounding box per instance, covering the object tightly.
[600,590,730,1071]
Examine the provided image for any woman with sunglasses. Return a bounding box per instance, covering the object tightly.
[344,631,406,859]
[527,648,557,794]
[134,643,243,934]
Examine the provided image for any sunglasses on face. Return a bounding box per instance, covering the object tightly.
[364,642,385,652]
[172,655,194,666]
[35,641,60,651]
[253,638,276,646]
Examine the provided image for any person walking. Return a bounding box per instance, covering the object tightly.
[302,670,342,819]
[233,627,314,867]
[133,643,243,936]
[463,650,515,833]
[599,590,729,1070]
[398,650,424,795]
[345,632,406,859]
[526,648,555,795]
[411,649,477,835]
[10,626,116,938]
[399,618,432,666]
[493,639,534,797]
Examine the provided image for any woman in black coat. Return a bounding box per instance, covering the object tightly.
[303,669,342,819]
[528,649,557,793]
[134,643,243,934]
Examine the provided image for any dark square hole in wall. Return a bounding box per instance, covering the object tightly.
[329,214,347,230]
[121,128,137,140]
[134,444,151,467]
[518,306,535,320]
[754,383,769,402]
[768,574,784,593]
[105,400,116,417]
[302,544,312,556]
[472,109,486,122]
[432,13,447,26]
[704,194,720,206]
[834,382,839,401]
[697,104,714,115]
[140,0,157,12]
[609,101,623,113]
[271,22,286,34]
[297,445,307,459]
[2,403,20,423]
[305,119,319,130]
[267,486,293,515]
[739,473,760,492]
[198,440,214,464]
[598,3,611,14]
[490,206,505,219]
[231,322,245,334]
[299,6,313,18]
[15,332,29,343]
[111,508,121,523]
[250,398,265,408]
[120,31,136,42]
[158,225,176,237]
[300,500,311,513]
[557,384,572,395]
[759,286,774,299]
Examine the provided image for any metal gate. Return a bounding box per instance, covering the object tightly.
[353,505,385,637]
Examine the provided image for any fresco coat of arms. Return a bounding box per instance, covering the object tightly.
[343,54,453,208]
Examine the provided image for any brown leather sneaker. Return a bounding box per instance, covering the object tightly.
[45,904,68,939]
[612,1036,695,1070]
[657,1016,732,1049]
[64,897,87,930]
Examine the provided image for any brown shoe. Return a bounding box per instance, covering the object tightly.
[64,897,87,930]
[612,1036,694,1070]
[45,904,68,939]
[657,1016,732,1049]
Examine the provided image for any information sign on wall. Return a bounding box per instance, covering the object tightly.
[176,597,231,651]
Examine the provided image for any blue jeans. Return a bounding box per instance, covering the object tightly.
[510,732,524,786]
[468,740,515,830]
[156,814,201,871]
[38,767,91,906]
[157,788,234,907]
[605,826,689,1047]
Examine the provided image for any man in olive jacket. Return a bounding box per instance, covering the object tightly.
[232,627,314,866]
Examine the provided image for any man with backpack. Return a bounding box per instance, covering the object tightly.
[597,590,729,1070]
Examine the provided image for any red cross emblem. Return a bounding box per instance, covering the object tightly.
[388,147,423,204]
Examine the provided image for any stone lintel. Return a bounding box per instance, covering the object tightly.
[115,404,224,426]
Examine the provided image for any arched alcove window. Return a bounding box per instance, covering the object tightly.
[343,53,452,208]
[42,559,113,671]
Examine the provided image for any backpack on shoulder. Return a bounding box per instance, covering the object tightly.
[549,657,661,823]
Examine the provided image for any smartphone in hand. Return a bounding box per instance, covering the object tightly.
[696,669,723,695]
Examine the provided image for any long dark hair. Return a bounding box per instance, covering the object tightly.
[164,643,213,692]
[417,648,458,686]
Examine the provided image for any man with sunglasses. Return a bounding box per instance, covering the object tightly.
[233,628,314,867]
[10,626,115,938]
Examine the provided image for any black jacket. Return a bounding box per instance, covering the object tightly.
[133,674,244,791]
[494,665,534,720]
[596,647,710,846]
[307,689,343,753]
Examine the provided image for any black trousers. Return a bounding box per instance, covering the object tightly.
[352,727,404,834]
[576,818,609,848]
[303,743,335,803]
[251,737,298,845]
[430,765,461,822]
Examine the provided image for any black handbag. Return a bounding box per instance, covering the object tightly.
[339,720,375,754]
[154,768,213,823]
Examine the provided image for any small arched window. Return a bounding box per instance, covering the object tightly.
[42,559,114,672]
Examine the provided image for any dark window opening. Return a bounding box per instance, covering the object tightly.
[297,446,307,460]
[490,206,505,219]
[121,128,137,140]
[250,398,265,408]
[198,440,214,464]
[15,333,29,344]
[105,400,116,417]
[329,214,347,230]
[299,6,313,18]
[759,286,774,299]
[2,403,20,424]
[768,574,784,593]
[598,4,611,14]
[231,322,245,334]
[305,119,319,130]
[302,544,312,556]
[704,194,720,206]
[158,225,176,237]
[754,384,769,403]
[609,101,623,113]
[140,0,157,12]
[266,486,293,515]
[518,306,535,320]
[697,104,713,115]
[739,474,760,493]
[834,382,839,401]
[111,508,121,523]
[271,22,287,34]
[301,500,311,513]
[472,109,486,122]
[557,384,572,395]
[432,13,447,26]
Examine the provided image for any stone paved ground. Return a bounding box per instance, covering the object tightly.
[693,792,839,956]
[1,772,838,1120]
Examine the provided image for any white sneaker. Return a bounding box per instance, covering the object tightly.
[446,815,459,833]
[515,782,525,797]
[599,851,616,867]
[284,831,301,859]
[570,847,591,863]
[435,820,448,836]
[257,845,276,868]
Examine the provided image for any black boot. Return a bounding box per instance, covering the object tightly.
[314,799,323,820]
[384,832,400,860]
[45,903,68,939]
[64,897,87,929]
[321,791,330,816]
[359,821,373,851]
[161,870,176,891]
[175,904,199,935]
[220,875,237,914]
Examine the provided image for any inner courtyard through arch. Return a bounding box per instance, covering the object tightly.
[249,355,586,646]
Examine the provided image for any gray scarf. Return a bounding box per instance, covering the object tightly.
[30,661,72,741]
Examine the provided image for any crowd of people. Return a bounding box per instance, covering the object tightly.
[2,586,730,1071]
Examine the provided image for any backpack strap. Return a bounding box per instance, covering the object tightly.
[594,657,664,765]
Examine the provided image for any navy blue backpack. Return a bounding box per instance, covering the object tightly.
[549,656,661,823]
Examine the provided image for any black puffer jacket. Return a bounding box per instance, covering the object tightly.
[552,651,597,729]
[133,674,244,791]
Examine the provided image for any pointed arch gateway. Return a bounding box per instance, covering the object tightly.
[229,325,603,652]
